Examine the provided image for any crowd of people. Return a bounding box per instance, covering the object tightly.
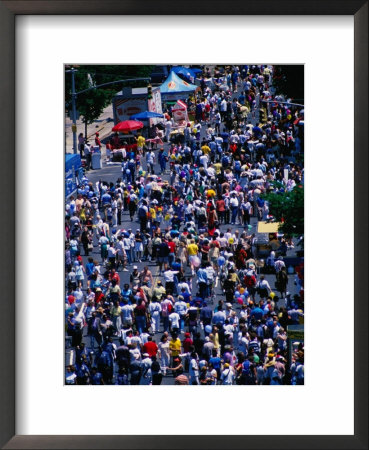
[65,65,304,386]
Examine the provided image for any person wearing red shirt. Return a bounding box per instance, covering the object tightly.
[216,198,226,224]
[167,237,176,266]
[182,333,193,353]
[109,268,120,285]
[95,132,102,150]
[94,287,104,305]
[142,336,158,358]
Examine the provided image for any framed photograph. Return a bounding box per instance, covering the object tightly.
[0,1,367,449]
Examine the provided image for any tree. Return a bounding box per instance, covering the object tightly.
[262,184,304,235]
[65,65,155,137]
[272,65,304,103]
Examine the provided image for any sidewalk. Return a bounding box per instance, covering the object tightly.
[65,103,115,157]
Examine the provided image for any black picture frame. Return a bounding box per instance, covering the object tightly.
[0,1,367,449]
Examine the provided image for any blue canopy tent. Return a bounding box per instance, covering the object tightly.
[130,111,164,120]
[160,71,197,101]
[172,66,197,83]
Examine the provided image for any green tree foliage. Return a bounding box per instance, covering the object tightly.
[262,184,304,235]
[272,65,304,103]
[65,65,154,132]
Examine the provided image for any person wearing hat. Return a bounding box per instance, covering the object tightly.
[130,266,140,287]
[167,354,184,379]
[220,362,236,385]
[174,374,189,385]
[94,287,104,305]
[152,280,166,302]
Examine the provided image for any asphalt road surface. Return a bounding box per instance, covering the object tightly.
[65,82,300,384]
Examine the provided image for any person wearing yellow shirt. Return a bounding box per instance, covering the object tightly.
[201,144,211,155]
[149,206,156,222]
[169,334,182,358]
[187,239,199,275]
[213,162,222,175]
[187,239,198,256]
[136,135,145,154]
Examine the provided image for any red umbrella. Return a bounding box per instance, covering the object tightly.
[112,120,144,133]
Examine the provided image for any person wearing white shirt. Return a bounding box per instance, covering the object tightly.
[129,345,141,363]
[230,195,239,225]
[257,276,272,300]
[107,244,116,267]
[146,151,156,175]
[174,297,188,333]
[214,111,221,133]
[163,269,179,294]
[199,154,208,170]
[274,257,286,273]
[121,300,134,327]
[177,280,190,294]
[220,364,235,385]
[131,333,142,350]
[140,331,150,345]
[165,120,172,141]
[169,311,180,333]
[149,299,162,334]
[189,353,200,385]
[206,166,215,178]
[238,331,249,355]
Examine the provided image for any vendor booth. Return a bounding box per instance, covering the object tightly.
[253,221,282,258]
[172,66,198,84]
[160,71,198,102]
[171,99,189,127]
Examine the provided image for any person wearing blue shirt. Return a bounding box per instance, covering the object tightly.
[85,257,95,288]
[209,349,222,378]
[250,306,264,321]
[220,131,229,151]
[182,290,192,305]
[158,149,168,174]
[121,284,132,304]
[90,367,104,385]
[196,264,208,299]
[101,192,111,206]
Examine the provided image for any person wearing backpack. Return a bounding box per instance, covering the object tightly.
[276,266,288,298]
[96,347,113,385]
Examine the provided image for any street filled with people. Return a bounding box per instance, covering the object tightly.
[65,65,304,386]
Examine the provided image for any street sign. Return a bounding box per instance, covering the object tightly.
[287,330,304,340]
[287,324,304,341]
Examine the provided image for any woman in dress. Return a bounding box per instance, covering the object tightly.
[176,241,188,271]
